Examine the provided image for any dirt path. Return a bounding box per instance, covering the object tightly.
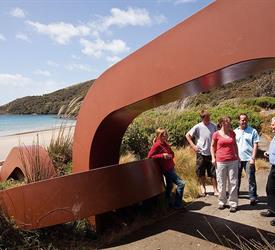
[104,169,275,249]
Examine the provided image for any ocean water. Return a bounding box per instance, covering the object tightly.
[0,114,76,136]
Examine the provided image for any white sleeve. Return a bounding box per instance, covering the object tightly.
[187,124,198,138]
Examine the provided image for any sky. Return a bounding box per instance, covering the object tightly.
[0,0,214,105]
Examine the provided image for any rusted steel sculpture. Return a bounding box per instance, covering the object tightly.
[0,146,55,182]
[1,0,275,230]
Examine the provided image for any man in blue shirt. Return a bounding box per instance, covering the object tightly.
[261,117,275,226]
[234,113,260,205]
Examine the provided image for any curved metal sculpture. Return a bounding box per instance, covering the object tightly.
[1,0,275,230]
[0,146,55,182]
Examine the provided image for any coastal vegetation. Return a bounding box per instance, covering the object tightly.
[0,70,274,116]
[0,71,275,248]
[0,80,94,115]
[121,104,262,158]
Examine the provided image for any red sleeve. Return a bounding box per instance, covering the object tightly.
[212,131,218,142]
[147,142,164,159]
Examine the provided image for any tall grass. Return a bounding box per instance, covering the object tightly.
[57,96,83,118]
[19,135,56,183]
[174,146,200,201]
[120,147,200,201]
[47,124,73,175]
[119,152,139,164]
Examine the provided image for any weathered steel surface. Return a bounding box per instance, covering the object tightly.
[0,160,163,229]
[1,0,275,230]
[0,146,55,182]
[73,0,275,172]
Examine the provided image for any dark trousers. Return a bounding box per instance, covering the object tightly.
[238,161,257,200]
[266,165,275,212]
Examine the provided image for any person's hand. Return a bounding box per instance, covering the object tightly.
[163,153,172,159]
[264,151,269,158]
[249,159,255,165]
[212,158,216,167]
[192,145,199,152]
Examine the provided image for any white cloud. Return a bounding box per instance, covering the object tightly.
[26,20,90,44]
[26,7,165,45]
[80,38,129,58]
[16,33,31,42]
[0,34,6,41]
[101,7,152,30]
[47,60,59,67]
[10,7,27,18]
[106,56,121,64]
[0,73,31,87]
[65,63,94,72]
[71,54,81,60]
[174,0,197,4]
[33,69,51,77]
[0,73,72,105]
[153,14,167,24]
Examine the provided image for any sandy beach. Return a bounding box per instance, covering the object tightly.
[0,126,75,161]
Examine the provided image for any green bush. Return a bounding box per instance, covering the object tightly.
[242,97,275,109]
[121,105,262,158]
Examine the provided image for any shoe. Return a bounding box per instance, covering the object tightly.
[250,200,257,206]
[230,207,237,213]
[199,192,207,197]
[271,219,275,226]
[260,210,275,217]
[218,204,225,210]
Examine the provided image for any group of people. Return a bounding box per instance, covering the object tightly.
[147,110,275,226]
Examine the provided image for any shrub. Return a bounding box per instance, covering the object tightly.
[121,105,262,159]
[242,97,275,109]
[0,179,23,190]
[19,136,56,183]
[47,124,73,176]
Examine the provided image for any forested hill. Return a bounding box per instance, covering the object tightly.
[0,70,274,115]
[0,79,94,115]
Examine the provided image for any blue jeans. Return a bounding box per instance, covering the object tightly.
[163,168,185,208]
[238,161,257,200]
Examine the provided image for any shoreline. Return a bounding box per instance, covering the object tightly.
[0,124,75,137]
[0,125,75,162]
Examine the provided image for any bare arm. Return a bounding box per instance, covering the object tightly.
[185,133,199,152]
[233,138,240,161]
[210,138,217,166]
[250,142,258,164]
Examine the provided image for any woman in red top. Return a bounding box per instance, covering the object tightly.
[148,128,185,209]
[211,117,239,212]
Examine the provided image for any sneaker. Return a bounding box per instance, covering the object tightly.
[250,200,257,206]
[199,192,207,197]
[271,219,275,226]
[230,207,237,213]
[260,210,275,217]
[218,204,225,210]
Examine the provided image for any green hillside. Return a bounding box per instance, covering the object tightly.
[0,70,274,116]
[0,79,94,115]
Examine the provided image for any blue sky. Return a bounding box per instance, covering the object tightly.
[0,0,214,105]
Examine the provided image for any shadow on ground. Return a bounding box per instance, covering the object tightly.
[103,200,275,249]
